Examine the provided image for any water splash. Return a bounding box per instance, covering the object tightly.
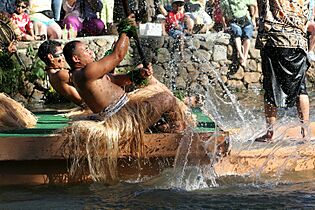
[164,48,315,191]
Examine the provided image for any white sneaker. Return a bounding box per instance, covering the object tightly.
[307,51,315,62]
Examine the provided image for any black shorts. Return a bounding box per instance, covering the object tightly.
[261,47,309,108]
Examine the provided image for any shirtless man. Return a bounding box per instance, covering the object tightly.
[62,16,188,131]
[38,40,85,108]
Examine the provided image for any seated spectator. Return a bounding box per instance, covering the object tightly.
[206,0,224,31]
[29,0,62,39]
[158,0,193,36]
[100,0,115,34]
[10,0,44,41]
[184,0,213,33]
[158,0,193,56]
[220,0,256,67]
[62,0,105,37]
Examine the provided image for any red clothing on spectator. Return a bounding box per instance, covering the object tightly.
[213,0,223,24]
[165,11,185,33]
[10,13,33,35]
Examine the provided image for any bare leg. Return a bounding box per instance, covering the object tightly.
[161,20,167,36]
[297,94,310,137]
[47,22,62,39]
[33,21,47,38]
[255,102,277,142]
[309,32,315,52]
[185,15,194,34]
[21,34,35,41]
[143,91,177,126]
[242,38,250,67]
[235,37,244,64]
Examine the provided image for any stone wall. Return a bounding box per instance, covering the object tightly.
[16,32,315,99]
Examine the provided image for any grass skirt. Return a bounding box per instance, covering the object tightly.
[60,89,191,183]
[0,93,37,131]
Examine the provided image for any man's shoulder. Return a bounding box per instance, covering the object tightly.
[52,69,70,81]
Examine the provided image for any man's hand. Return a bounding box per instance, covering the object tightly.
[128,63,153,86]
[117,14,137,38]
[139,63,153,79]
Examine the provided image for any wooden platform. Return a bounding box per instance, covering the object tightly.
[2,110,315,185]
[0,110,229,185]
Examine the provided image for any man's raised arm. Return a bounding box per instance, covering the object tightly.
[86,16,137,78]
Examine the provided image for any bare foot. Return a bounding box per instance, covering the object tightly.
[156,121,186,133]
[239,57,247,68]
[183,95,204,107]
[184,96,197,107]
[254,130,273,142]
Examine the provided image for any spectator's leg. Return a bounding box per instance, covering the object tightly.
[101,0,114,32]
[83,19,105,36]
[52,0,62,21]
[241,23,254,67]
[242,38,250,67]
[21,34,35,41]
[184,14,194,34]
[33,21,47,39]
[230,23,243,65]
[235,37,244,62]
[47,22,62,39]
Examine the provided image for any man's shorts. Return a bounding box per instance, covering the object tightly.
[230,22,254,39]
[261,47,309,107]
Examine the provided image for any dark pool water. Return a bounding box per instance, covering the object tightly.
[1,172,315,209]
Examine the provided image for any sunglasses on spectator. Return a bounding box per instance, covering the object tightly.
[52,52,64,58]
[17,5,27,9]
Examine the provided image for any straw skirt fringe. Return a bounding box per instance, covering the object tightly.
[0,93,37,131]
[60,88,191,182]
[61,93,160,182]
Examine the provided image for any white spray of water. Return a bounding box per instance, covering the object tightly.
[166,58,314,190]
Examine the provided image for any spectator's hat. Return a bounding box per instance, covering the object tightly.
[172,0,185,6]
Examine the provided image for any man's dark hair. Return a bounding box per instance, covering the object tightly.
[38,40,62,65]
[63,40,80,68]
